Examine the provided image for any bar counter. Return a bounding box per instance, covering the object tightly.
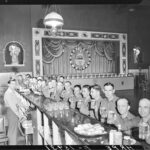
[20,91,113,145]
[16,90,148,148]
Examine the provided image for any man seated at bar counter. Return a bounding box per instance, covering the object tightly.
[138,98,150,144]
[111,98,150,145]
[100,82,119,123]
[90,84,103,120]
[113,98,137,134]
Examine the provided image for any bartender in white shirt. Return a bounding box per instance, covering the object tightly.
[4,78,26,145]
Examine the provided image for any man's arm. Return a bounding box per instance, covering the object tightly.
[4,91,24,119]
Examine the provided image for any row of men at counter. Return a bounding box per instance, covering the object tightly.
[4,73,150,145]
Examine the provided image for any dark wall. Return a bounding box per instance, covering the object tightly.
[0,5,32,73]
[31,5,128,33]
[128,6,150,69]
[0,5,150,73]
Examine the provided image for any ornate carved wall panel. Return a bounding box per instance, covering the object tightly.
[32,28,128,76]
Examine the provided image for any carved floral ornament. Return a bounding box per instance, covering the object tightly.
[69,45,91,71]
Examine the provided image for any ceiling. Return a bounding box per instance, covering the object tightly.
[140,0,150,6]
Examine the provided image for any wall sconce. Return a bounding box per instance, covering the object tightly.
[43,5,64,36]
[133,46,140,64]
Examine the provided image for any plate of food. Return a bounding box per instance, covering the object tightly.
[123,136,136,145]
[74,123,107,138]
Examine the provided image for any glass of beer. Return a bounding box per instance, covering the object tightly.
[90,100,96,109]
[77,99,83,108]
[100,107,107,123]
[107,110,115,124]
[139,122,150,139]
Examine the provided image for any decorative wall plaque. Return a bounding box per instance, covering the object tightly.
[3,41,25,66]
[69,45,91,71]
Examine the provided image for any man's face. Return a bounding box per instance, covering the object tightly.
[90,88,97,99]
[103,85,115,99]
[138,99,150,118]
[17,75,23,81]
[117,99,130,116]
[65,82,71,90]
[74,87,81,96]
[57,82,64,91]
[51,80,57,87]
[82,88,89,98]
[9,80,16,89]
[59,77,64,83]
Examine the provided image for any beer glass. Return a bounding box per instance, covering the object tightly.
[107,110,116,124]
[100,107,107,123]
[90,100,96,109]
[77,100,83,108]
[139,122,150,140]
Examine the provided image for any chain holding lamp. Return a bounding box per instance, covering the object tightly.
[43,5,64,36]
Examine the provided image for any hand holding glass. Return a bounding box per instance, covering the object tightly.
[100,107,107,123]
[107,111,116,124]
[90,100,96,109]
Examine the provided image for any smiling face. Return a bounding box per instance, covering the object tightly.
[117,98,130,116]
[57,82,64,91]
[82,87,90,98]
[74,86,81,97]
[138,99,150,118]
[59,76,64,83]
[90,88,96,99]
[90,88,100,100]
[103,85,115,100]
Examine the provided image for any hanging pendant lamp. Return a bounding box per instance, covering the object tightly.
[43,11,64,35]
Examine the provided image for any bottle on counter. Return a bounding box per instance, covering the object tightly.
[109,130,116,145]
[139,121,150,140]
[114,124,123,145]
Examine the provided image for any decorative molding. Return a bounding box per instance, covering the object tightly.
[32,28,128,76]
[69,45,91,71]
[128,69,149,79]
[41,29,121,40]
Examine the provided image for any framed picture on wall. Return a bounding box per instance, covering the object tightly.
[3,41,25,67]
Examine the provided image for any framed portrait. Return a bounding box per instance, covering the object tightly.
[3,41,25,67]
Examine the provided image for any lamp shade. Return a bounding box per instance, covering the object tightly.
[43,11,64,28]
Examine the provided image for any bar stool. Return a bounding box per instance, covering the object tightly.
[0,116,8,145]
[21,120,34,145]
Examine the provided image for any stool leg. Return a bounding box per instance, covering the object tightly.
[25,135,28,145]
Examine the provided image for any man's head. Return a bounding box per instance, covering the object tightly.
[57,81,64,91]
[64,81,72,90]
[138,98,150,118]
[59,76,65,83]
[73,85,81,96]
[90,84,101,100]
[117,98,130,116]
[82,85,90,98]
[8,79,17,90]
[103,82,115,100]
